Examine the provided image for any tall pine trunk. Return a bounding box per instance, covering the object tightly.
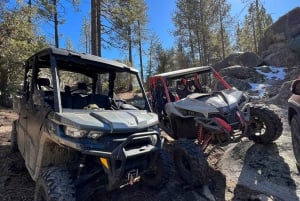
[53,0,59,48]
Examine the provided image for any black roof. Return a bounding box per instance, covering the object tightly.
[26,47,138,74]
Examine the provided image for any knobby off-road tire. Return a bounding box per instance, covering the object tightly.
[34,167,76,201]
[247,105,283,144]
[142,149,171,189]
[10,120,18,153]
[291,115,300,171]
[173,139,209,186]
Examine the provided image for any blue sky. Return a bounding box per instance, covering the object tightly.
[40,0,299,65]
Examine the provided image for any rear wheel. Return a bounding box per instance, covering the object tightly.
[34,167,76,201]
[291,115,300,171]
[247,106,283,144]
[173,139,209,186]
[142,150,171,188]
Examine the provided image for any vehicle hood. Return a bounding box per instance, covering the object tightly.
[166,89,243,117]
[193,89,243,108]
[52,110,158,133]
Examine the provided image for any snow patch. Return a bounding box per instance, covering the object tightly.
[255,66,286,80]
[249,83,270,99]
[249,66,286,99]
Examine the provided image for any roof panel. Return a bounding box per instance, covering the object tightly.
[152,66,213,79]
[28,47,138,73]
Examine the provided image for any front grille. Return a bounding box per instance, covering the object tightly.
[124,138,152,150]
[208,107,241,129]
[224,108,240,127]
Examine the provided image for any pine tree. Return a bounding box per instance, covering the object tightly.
[0,3,48,107]
[173,0,232,66]
[80,16,91,53]
[105,0,148,66]
[31,0,80,48]
[238,0,272,53]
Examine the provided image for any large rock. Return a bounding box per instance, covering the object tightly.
[214,52,263,72]
[219,65,264,82]
[214,76,252,91]
[259,7,300,67]
[268,80,293,105]
[263,47,299,67]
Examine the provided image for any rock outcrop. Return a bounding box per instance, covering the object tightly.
[268,80,293,105]
[214,52,263,72]
[219,65,264,82]
[259,7,300,67]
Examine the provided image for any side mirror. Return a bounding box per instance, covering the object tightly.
[291,79,300,95]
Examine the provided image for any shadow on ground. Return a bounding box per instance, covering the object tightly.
[232,142,299,201]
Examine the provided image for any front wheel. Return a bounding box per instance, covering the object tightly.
[173,139,209,186]
[34,167,76,201]
[247,105,283,144]
[142,150,171,189]
[291,115,300,171]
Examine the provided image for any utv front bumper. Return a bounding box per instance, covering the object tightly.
[46,127,162,190]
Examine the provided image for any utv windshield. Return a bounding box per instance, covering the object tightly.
[36,65,147,112]
[58,70,146,110]
[164,70,214,100]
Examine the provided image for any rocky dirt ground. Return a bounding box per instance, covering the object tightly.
[0,104,299,201]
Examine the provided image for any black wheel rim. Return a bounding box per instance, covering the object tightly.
[250,116,267,136]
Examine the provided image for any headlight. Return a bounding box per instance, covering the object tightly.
[178,108,203,117]
[219,106,230,114]
[87,131,104,139]
[64,126,105,139]
[64,126,87,138]
[178,108,189,116]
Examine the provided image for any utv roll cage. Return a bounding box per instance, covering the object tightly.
[148,66,231,114]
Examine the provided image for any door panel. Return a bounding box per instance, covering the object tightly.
[25,94,51,172]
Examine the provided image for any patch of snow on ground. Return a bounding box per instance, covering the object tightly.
[249,66,286,99]
[255,66,286,80]
[249,83,271,99]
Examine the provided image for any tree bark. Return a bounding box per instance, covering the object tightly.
[53,0,59,48]
[219,0,225,59]
[137,20,143,82]
[91,0,99,56]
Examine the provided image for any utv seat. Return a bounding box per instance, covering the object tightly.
[37,77,51,91]
[187,80,196,94]
[37,77,54,107]
[176,80,188,99]
[71,82,89,109]
[72,94,88,109]
[61,86,72,108]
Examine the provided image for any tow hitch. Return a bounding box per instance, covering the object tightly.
[128,169,140,185]
[120,169,140,188]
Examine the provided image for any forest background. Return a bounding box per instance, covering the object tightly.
[0,0,299,107]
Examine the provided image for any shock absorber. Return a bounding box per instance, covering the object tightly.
[196,123,213,151]
[197,124,203,145]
